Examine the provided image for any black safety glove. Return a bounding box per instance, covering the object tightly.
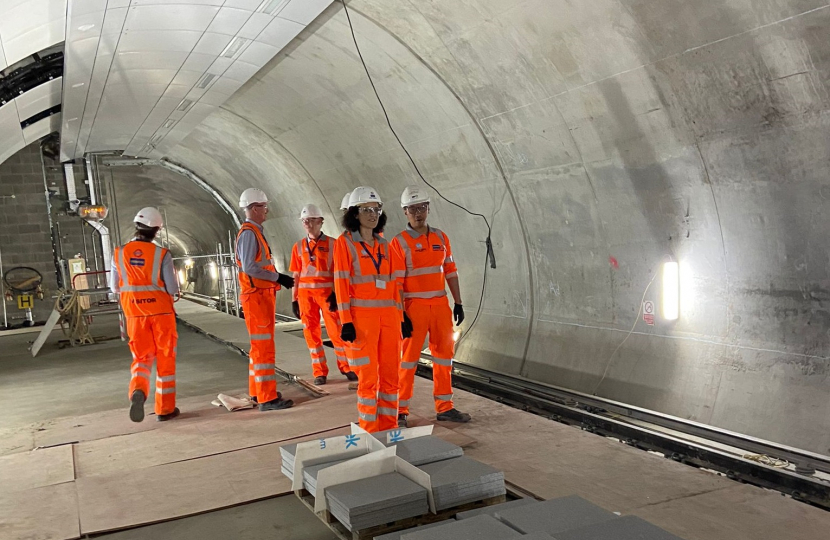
[276,273,295,288]
[401,312,413,339]
[292,300,301,319]
[326,291,337,312]
[453,304,465,325]
[341,322,356,342]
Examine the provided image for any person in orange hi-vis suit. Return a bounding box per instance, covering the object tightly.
[235,188,296,412]
[110,207,180,423]
[289,203,356,386]
[334,186,407,433]
[391,186,471,427]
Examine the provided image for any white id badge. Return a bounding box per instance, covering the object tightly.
[375,279,386,290]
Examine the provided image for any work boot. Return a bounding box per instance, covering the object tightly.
[157,408,180,422]
[129,390,146,423]
[250,395,258,404]
[314,376,327,386]
[345,371,358,382]
[436,408,471,423]
[397,414,408,428]
[259,393,294,411]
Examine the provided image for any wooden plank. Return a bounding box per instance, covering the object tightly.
[0,482,80,540]
[0,444,75,492]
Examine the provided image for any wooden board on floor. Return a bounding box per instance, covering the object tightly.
[0,482,80,540]
[0,444,75,492]
[74,389,358,478]
[76,426,349,535]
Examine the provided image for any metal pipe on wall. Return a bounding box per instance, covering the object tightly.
[229,229,240,318]
[85,157,97,205]
[0,243,8,328]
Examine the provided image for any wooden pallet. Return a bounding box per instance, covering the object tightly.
[295,488,508,540]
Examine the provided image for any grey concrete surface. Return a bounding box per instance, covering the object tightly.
[124,0,830,454]
[4,1,825,454]
[0,319,250,429]
[94,495,337,540]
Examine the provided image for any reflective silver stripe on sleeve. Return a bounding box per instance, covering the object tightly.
[337,302,351,311]
[377,392,398,401]
[255,374,277,382]
[334,271,350,279]
[152,244,164,287]
[398,399,410,407]
[400,361,418,369]
[434,394,454,401]
[252,363,273,370]
[377,407,397,417]
[156,375,176,383]
[346,233,362,277]
[445,271,458,279]
[349,356,371,367]
[403,290,447,299]
[396,233,413,271]
[250,333,272,340]
[432,357,453,367]
[357,397,377,406]
[118,248,128,292]
[156,387,176,394]
[392,270,406,279]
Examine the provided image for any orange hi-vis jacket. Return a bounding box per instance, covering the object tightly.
[114,241,175,318]
[289,233,334,289]
[391,225,458,304]
[334,231,405,324]
[235,222,280,295]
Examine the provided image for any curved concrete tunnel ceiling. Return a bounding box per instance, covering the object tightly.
[156,0,830,455]
[105,162,238,258]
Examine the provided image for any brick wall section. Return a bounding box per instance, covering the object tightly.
[0,144,57,323]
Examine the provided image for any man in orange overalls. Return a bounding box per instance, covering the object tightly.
[334,187,407,432]
[391,186,471,427]
[290,203,356,385]
[235,188,295,412]
[111,207,180,423]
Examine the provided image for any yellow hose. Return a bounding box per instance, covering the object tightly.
[55,289,94,346]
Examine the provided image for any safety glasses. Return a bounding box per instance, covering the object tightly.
[358,207,383,216]
[406,203,429,215]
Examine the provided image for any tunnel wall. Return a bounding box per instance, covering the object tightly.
[159,1,829,454]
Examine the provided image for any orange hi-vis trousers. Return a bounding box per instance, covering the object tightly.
[241,288,279,403]
[399,299,455,415]
[299,288,349,377]
[349,306,401,433]
[127,313,178,416]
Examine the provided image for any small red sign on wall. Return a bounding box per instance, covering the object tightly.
[643,301,655,326]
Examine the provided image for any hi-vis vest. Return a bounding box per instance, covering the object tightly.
[290,234,334,289]
[392,226,458,302]
[235,222,279,295]
[115,241,174,317]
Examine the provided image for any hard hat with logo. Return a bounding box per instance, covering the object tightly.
[340,192,351,210]
[239,188,268,208]
[134,207,163,228]
[300,204,324,219]
[400,185,430,208]
[348,186,382,207]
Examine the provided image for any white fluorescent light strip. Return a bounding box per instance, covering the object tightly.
[176,98,193,112]
[196,73,217,89]
[220,37,248,58]
[163,119,176,129]
[662,261,679,321]
[257,0,290,15]
[150,134,164,145]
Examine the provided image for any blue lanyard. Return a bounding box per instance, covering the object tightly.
[359,240,384,274]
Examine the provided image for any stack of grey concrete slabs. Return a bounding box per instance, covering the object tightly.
[302,459,350,497]
[555,515,685,540]
[496,495,618,536]
[399,514,522,540]
[454,496,538,520]
[325,472,429,531]
[390,436,463,466]
[417,456,505,510]
[280,443,297,479]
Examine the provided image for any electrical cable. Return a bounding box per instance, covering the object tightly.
[338,0,493,341]
[591,270,658,395]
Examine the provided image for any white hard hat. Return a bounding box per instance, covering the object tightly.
[239,188,268,208]
[134,207,163,228]
[348,186,382,207]
[401,185,430,208]
[300,204,323,219]
[340,192,351,210]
